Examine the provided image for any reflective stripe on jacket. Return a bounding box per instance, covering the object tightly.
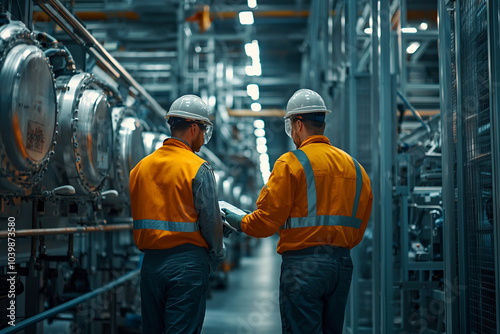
[130,138,209,250]
[241,135,373,254]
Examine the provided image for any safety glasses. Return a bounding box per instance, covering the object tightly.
[196,122,213,144]
[284,116,301,138]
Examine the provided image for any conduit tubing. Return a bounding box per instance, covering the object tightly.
[397,90,432,133]
[0,223,132,239]
[0,269,140,334]
[34,0,166,119]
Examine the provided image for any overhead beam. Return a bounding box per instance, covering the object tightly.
[227,109,285,117]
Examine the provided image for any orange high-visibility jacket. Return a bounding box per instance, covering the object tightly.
[130,138,209,250]
[241,135,373,254]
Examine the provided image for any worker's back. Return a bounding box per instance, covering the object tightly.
[130,138,209,250]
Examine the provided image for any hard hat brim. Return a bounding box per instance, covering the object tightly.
[284,108,331,119]
[164,110,213,126]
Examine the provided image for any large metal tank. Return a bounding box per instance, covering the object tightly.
[0,22,57,194]
[108,107,147,204]
[142,131,168,156]
[44,72,113,195]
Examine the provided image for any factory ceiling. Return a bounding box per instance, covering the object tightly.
[33,0,439,116]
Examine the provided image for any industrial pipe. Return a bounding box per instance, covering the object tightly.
[410,203,443,211]
[0,269,140,334]
[0,223,132,239]
[33,0,167,119]
[397,90,432,133]
[35,31,77,73]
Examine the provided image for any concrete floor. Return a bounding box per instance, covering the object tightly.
[202,235,282,334]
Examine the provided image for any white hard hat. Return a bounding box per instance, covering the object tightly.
[166,95,213,143]
[284,89,330,137]
[165,94,213,125]
[285,88,331,119]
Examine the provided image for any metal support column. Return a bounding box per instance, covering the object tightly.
[370,0,381,332]
[347,0,358,157]
[437,0,460,332]
[487,0,500,328]
[176,1,188,96]
[207,36,215,102]
[110,288,117,334]
[399,194,410,330]
[345,1,360,332]
[309,0,321,92]
[399,0,407,95]
[453,1,469,331]
[5,0,32,28]
[25,200,41,334]
[319,0,333,123]
[379,0,395,332]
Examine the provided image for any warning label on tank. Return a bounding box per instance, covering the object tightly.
[26,120,45,153]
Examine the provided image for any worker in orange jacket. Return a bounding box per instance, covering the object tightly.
[223,89,373,334]
[130,95,225,334]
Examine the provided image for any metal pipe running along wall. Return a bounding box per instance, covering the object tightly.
[0,269,140,334]
[33,0,166,119]
[0,223,133,239]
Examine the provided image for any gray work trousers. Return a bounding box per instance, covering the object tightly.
[140,244,209,334]
[280,245,353,334]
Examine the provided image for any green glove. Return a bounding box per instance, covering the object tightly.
[222,208,245,233]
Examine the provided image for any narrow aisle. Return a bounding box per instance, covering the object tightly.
[202,236,282,334]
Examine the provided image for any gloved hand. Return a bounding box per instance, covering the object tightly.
[221,208,245,233]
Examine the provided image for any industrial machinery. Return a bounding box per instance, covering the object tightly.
[395,114,445,333]
[0,8,248,331]
[0,18,143,331]
[107,106,147,208]
[0,21,57,196]
[44,71,114,196]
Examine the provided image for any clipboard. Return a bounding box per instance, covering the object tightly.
[219,200,246,232]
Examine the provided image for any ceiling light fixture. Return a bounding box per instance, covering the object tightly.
[256,137,267,145]
[245,63,261,76]
[247,84,259,100]
[254,128,265,137]
[244,40,261,76]
[239,11,254,25]
[401,27,417,33]
[253,121,270,183]
[244,40,260,58]
[253,119,265,128]
[248,0,257,9]
[251,102,262,112]
[406,42,420,54]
